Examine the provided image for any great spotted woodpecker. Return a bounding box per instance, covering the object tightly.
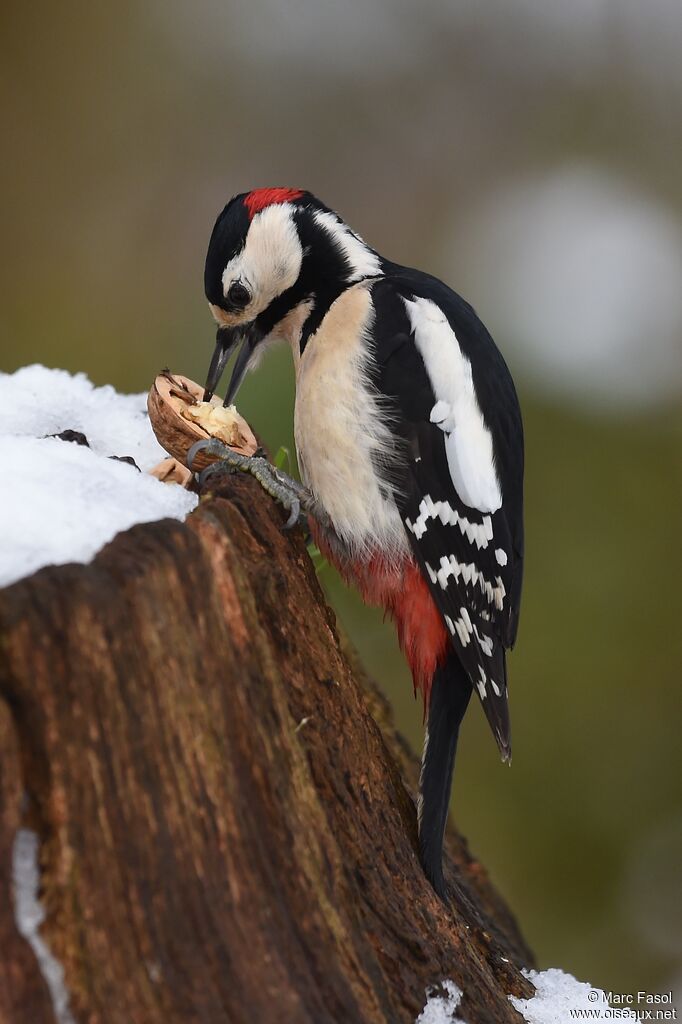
[192,187,524,898]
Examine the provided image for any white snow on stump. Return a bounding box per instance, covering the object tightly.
[510,968,616,1023]
[12,828,76,1024]
[0,365,198,588]
[417,969,615,1023]
[416,980,466,1023]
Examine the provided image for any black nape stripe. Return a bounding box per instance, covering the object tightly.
[293,210,357,354]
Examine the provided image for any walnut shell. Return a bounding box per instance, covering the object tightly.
[148,457,194,489]
[147,373,258,472]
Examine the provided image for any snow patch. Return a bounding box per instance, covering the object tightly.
[12,828,76,1024]
[510,968,614,1023]
[416,969,614,1023]
[0,365,198,588]
[0,364,167,469]
[416,980,466,1024]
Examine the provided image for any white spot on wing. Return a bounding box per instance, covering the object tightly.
[430,399,450,424]
[403,296,502,514]
[454,616,471,646]
[409,496,493,549]
[428,551,504,611]
[474,624,494,657]
[495,548,508,566]
[436,558,450,590]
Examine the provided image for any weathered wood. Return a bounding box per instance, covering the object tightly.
[0,472,534,1023]
[0,705,55,1024]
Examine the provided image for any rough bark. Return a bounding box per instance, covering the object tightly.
[0,472,534,1024]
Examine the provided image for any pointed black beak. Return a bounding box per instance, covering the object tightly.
[204,322,263,405]
[224,332,257,406]
[203,327,241,402]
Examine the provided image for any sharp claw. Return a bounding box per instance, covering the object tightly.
[197,463,222,489]
[186,443,201,473]
[188,444,313,530]
[188,440,211,472]
[187,437,235,472]
[283,497,301,531]
[187,439,211,472]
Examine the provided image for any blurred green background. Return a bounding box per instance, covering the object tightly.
[2,0,681,999]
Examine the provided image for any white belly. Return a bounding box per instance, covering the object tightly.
[293,284,408,559]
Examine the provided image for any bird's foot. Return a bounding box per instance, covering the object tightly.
[187,439,316,530]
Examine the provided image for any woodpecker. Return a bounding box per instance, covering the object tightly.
[193,187,524,898]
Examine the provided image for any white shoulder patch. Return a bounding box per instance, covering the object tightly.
[313,210,382,282]
[403,296,502,514]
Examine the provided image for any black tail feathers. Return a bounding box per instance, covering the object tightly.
[477,651,512,763]
[418,656,472,898]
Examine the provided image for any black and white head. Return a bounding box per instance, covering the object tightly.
[203,188,383,403]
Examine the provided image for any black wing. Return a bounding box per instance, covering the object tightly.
[369,273,524,758]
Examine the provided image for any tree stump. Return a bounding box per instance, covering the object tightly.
[0,472,534,1023]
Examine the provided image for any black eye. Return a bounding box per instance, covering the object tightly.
[226,280,251,310]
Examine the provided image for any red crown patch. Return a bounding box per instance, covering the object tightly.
[243,187,305,220]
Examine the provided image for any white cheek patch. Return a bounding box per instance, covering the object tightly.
[222,204,303,319]
[403,297,502,514]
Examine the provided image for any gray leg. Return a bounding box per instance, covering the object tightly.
[187,439,330,531]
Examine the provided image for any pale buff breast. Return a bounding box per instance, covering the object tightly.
[293,283,408,558]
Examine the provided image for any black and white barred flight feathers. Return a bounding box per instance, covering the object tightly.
[369,269,524,759]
